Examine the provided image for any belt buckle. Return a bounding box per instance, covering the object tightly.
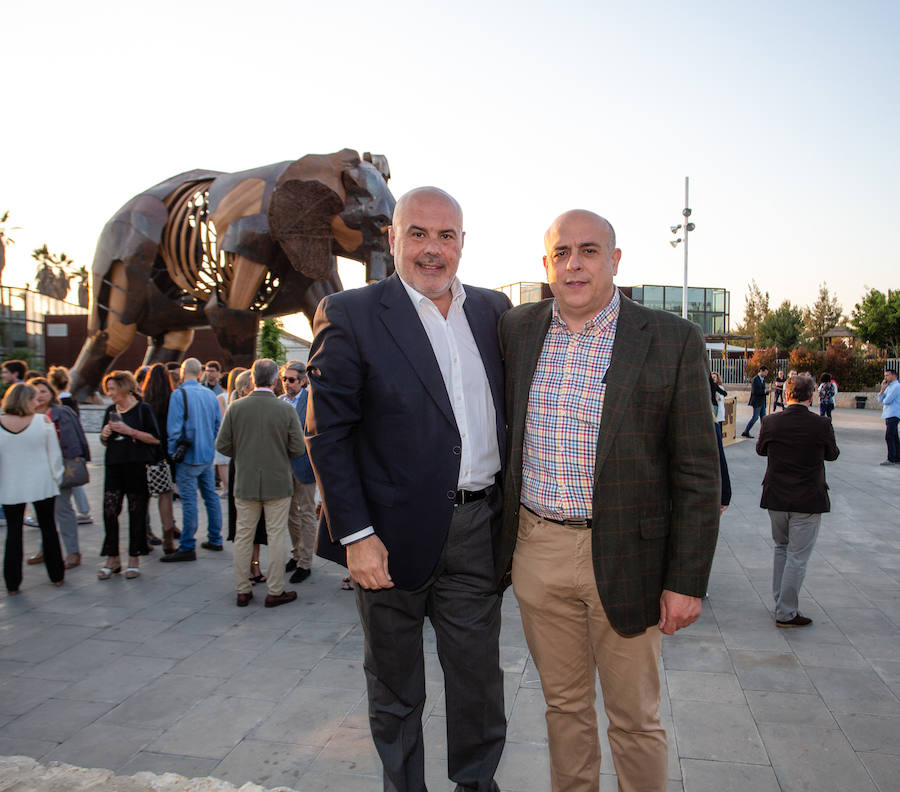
[562,518,589,529]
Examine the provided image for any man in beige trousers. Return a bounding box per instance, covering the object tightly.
[215,358,306,607]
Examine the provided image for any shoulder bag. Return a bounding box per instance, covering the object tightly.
[171,388,192,463]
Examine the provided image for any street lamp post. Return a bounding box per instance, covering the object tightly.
[669,176,695,320]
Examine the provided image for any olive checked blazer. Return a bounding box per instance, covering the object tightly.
[496,294,721,636]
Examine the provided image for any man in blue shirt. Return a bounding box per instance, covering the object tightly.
[162,357,224,562]
[877,368,900,466]
[280,361,318,583]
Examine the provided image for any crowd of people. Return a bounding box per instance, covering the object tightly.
[0,355,321,603]
[1,182,897,791]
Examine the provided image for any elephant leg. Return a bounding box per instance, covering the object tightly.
[70,261,137,402]
[144,329,194,366]
[300,270,344,326]
[205,297,258,368]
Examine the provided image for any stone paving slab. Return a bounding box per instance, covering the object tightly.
[2,404,900,791]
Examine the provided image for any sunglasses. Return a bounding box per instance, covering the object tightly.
[282,376,299,383]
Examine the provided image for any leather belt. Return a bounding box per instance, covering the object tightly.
[455,488,489,505]
[522,503,592,530]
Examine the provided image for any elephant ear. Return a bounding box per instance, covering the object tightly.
[268,179,344,280]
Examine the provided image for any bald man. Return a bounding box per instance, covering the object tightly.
[306,188,511,792]
[495,210,720,792]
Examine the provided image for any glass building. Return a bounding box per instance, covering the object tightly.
[624,285,729,335]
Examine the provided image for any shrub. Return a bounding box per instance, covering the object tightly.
[745,346,777,381]
[789,346,824,378]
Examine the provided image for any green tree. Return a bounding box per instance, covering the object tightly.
[733,279,770,344]
[850,288,900,356]
[258,317,286,363]
[757,300,803,351]
[801,282,843,349]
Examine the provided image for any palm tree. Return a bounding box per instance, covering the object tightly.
[0,210,22,285]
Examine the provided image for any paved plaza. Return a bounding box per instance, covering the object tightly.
[1,403,898,791]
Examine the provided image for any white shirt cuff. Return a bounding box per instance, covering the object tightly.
[340,526,375,546]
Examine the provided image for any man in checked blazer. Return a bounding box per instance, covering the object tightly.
[496,210,720,792]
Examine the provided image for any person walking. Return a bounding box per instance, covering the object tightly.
[757,374,839,626]
[98,371,161,580]
[215,358,305,608]
[162,358,223,562]
[817,372,836,420]
[1,383,66,594]
[741,365,769,437]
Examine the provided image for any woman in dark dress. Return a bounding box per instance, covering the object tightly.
[98,371,160,580]
[141,364,178,553]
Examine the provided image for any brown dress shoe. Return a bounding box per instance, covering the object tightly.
[264,590,298,608]
[27,551,44,565]
[64,553,82,569]
[236,591,253,607]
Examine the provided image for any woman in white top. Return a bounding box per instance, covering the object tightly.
[0,383,65,594]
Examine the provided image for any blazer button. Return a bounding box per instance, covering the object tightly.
[447,490,456,500]
[452,446,461,455]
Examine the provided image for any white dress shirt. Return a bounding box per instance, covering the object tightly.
[341,275,500,546]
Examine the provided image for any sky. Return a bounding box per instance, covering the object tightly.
[2,0,898,341]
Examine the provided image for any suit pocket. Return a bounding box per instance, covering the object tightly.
[640,515,669,539]
[364,478,397,507]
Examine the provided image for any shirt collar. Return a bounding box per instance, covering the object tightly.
[398,273,466,312]
[254,387,274,393]
[551,287,620,334]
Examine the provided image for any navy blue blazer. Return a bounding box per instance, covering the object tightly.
[305,273,510,589]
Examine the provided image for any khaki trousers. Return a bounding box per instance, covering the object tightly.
[286,477,317,568]
[234,497,290,596]
[512,507,666,792]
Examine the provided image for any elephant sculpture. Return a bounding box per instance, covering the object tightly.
[69,148,395,401]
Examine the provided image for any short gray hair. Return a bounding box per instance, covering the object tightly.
[282,360,305,377]
[181,357,202,377]
[252,358,279,389]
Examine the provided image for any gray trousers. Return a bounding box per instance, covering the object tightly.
[54,487,80,555]
[355,489,505,792]
[769,510,821,622]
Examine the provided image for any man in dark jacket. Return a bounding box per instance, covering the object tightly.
[756,374,839,627]
[741,364,769,437]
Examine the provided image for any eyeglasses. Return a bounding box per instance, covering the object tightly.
[282,376,298,383]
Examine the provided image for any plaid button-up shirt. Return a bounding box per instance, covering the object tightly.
[521,289,620,520]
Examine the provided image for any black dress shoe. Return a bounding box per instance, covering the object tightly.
[776,613,812,628]
[265,590,298,608]
[236,591,253,607]
[289,566,311,584]
[285,558,298,572]
[201,541,224,551]
[741,432,753,438]
[159,549,197,563]
[147,532,163,546]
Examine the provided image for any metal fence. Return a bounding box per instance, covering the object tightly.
[708,354,900,386]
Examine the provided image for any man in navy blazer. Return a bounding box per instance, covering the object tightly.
[306,187,510,792]
[742,364,769,437]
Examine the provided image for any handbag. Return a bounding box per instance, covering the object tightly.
[62,456,90,488]
[146,459,174,495]
[171,388,192,463]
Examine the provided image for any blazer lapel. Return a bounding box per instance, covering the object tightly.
[378,275,457,429]
[509,301,553,485]
[593,297,651,477]
[463,289,503,414]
